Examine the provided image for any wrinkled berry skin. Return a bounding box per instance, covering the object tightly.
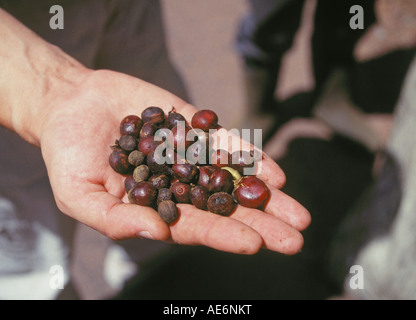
[233,176,270,209]
[128,181,158,206]
[128,150,146,167]
[157,188,173,206]
[133,165,150,183]
[190,185,210,210]
[109,148,132,174]
[120,115,143,138]
[207,192,236,216]
[191,109,218,132]
[148,174,170,189]
[158,200,179,224]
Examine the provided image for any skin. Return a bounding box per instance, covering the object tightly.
[0,8,311,255]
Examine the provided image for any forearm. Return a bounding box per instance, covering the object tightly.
[0,8,88,146]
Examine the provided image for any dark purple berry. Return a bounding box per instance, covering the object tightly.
[190,185,210,210]
[146,148,170,174]
[148,174,170,189]
[171,163,199,183]
[157,188,174,206]
[109,148,132,174]
[207,192,236,216]
[197,165,217,189]
[120,115,143,138]
[140,121,159,140]
[167,108,187,129]
[141,106,165,124]
[124,176,137,194]
[157,200,179,224]
[128,181,158,207]
[118,135,137,152]
[208,169,234,193]
[138,136,162,156]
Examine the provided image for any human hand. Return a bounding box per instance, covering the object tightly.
[38,69,310,255]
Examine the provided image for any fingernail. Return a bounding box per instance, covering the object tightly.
[137,230,153,240]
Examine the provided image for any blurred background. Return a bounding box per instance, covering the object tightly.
[69,0,416,299]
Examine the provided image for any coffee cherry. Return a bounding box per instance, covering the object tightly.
[171,163,199,183]
[128,181,158,206]
[118,134,137,152]
[190,185,210,210]
[139,121,159,140]
[186,132,211,165]
[208,168,234,193]
[141,106,165,124]
[157,188,173,206]
[120,115,143,138]
[167,108,187,129]
[109,148,132,174]
[207,192,236,216]
[138,136,162,156]
[148,174,170,189]
[197,165,217,189]
[171,123,194,151]
[191,109,218,132]
[170,181,191,203]
[133,164,150,183]
[221,166,242,181]
[146,149,170,175]
[124,176,137,194]
[128,150,146,167]
[233,176,270,209]
[158,200,179,224]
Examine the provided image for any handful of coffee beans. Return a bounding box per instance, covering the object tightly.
[109,106,270,224]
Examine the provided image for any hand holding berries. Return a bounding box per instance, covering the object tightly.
[38,68,308,257]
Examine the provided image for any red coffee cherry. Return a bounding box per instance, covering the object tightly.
[232,176,270,209]
[191,109,218,132]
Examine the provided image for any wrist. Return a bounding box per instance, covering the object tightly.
[0,8,90,147]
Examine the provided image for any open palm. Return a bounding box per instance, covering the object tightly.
[40,69,311,255]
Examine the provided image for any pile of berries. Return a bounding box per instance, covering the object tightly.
[109,106,270,224]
